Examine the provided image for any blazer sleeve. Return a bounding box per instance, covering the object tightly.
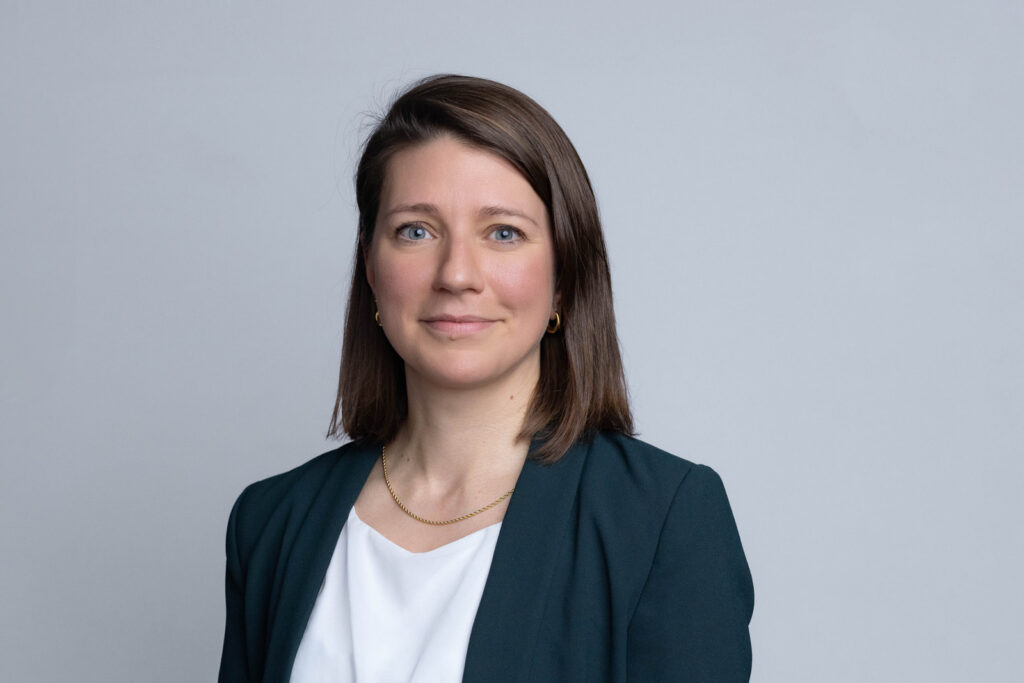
[627,464,754,682]
[218,490,250,683]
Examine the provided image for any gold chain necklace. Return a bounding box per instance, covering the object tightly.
[380,445,515,526]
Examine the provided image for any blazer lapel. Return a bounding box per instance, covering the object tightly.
[462,439,589,683]
[262,442,378,682]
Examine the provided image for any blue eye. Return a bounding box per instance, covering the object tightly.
[397,224,431,241]
[491,226,522,242]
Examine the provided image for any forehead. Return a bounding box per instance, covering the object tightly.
[379,137,546,218]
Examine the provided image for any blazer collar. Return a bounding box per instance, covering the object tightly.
[263,438,589,683]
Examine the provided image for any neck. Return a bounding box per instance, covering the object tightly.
[390,367,537,489]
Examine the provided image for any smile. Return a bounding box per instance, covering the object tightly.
[422,316,496,337]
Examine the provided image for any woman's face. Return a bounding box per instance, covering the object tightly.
[366,136,557,392]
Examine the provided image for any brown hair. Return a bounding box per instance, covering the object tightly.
[328,74,633,462]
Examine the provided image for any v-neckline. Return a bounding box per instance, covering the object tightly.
[347,508,502,556]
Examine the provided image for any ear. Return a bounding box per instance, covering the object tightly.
[552,290,561,316]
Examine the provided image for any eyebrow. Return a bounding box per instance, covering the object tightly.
[384,203,539,227]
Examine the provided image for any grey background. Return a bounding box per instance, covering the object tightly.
[2,1,1021,681]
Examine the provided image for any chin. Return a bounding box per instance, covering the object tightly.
[419,366,506,391]
[406,351,539,392]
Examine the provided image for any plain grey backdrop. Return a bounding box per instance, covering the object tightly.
[2,1,1021,681]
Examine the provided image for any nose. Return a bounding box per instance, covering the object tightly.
[433,232,484,294]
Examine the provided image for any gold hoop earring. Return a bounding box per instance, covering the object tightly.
[546,312,562,334]
[375,311,382,327]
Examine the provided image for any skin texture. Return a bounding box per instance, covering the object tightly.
[355,136,559,552]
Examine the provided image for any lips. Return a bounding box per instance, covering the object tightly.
[422,315,496,337]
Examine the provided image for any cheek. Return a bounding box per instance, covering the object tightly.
[492,256,556,314]
[372,257,428,306]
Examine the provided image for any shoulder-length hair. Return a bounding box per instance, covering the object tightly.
[328,74,633,462]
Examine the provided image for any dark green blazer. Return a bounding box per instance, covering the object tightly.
[218,432,753,682]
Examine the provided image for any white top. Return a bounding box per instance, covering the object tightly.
[290,509,502,683]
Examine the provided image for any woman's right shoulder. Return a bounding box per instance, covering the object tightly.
[226,440,377,546]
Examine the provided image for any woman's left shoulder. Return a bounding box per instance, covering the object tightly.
[577,431,737,517]
[583,430,703,482]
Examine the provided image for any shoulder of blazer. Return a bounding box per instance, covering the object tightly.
[228,441,375,573]
[575,433,745,618]
[579,431,700,515]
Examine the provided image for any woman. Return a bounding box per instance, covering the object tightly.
[219,75,753,682]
